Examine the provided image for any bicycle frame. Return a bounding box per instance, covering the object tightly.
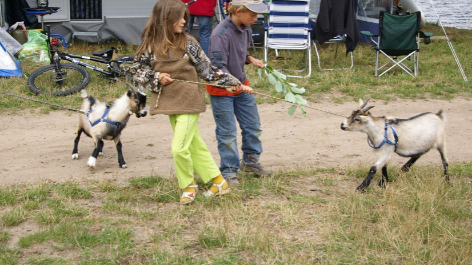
[46,25,121,79]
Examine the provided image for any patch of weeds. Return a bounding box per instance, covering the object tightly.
[24,200,40,210]
[34,208,60,225]
[56,181,91,199]
[46,199,89,218]
[290,195,327,204]
[198,227,228,248]
[240,176,263,195]
[209,255,246,265]
[0,231,9,243]
[265,179,291,196]
[0,247,20,265]
[107,188,141,203]
[129,176,164,189]
[25,255,70,265]
[96,181,120,192]
[315,177,337,187]
[0,187,17,206]
[0,206,27,227]
[21,183,51,203]
[450,163,472,178]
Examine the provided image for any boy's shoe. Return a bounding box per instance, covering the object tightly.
[225,176,240,186]
[240,161,271,177]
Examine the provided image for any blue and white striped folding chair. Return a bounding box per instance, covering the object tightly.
[264,0,312,78]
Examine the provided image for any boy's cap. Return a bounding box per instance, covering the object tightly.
[232,0,268,13]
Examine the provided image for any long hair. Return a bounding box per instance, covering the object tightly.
[136,0,189,56]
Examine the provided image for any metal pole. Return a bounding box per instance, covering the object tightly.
[428,0,468,82]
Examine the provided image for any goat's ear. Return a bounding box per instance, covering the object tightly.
[127,89,133,98]
[358,98,364,107]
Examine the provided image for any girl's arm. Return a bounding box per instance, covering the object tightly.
[129,53,162,92]
[187,35,240,87]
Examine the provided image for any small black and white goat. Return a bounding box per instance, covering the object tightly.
[340,99,449,191]
[72,83,147,168]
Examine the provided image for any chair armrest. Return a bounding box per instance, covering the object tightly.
[360,31,378,37]
[419,31,433,38]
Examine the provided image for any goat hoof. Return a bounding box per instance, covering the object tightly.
[121,164,127,169]
[98,152,104,157]
[72,153,79,159]
[356,185,366,192]
[87,157,96,168]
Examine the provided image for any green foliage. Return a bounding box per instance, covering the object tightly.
[263,65,308,116]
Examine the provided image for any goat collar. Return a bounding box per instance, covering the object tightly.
[367,123,398,151]
[89,108,122,127]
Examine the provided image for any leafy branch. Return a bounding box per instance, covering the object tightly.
[258,66,308,116]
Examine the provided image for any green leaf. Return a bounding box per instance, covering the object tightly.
[299,106,306,115]
[268,74,277,85]
[275,81,283,92]
[258,68,262,80]
[290,86,306,94]
[265,65,274,72]
[294,95,308,105]
[288,83,298,87]
[272,70,287,80]
[288,105,297,116]
[285,92,296,103]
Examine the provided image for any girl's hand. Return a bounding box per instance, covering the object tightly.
[158,73,173,85]
[240,85,254,95]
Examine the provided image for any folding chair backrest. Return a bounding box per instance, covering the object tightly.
[379,11,420,56]
[268,0,310,48]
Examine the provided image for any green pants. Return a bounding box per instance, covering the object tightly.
[169,114,221,189]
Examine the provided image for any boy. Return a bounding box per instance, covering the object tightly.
[207,0,271,185]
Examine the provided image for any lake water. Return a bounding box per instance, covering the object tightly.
[416,0,472,30]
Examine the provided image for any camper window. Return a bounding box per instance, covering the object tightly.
[70,0,102,20]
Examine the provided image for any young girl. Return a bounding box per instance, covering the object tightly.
[131,0,252,204]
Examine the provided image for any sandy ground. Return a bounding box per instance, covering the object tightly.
[1,97,471,186]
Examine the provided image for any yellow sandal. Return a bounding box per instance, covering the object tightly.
[203,178,230,198]
[180,184,198,205]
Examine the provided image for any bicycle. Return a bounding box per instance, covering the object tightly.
[27,25,135,96]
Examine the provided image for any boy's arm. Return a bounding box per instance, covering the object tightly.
[187,35,240,87]
[129,53,161,92]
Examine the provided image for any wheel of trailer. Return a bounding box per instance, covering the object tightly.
[27,63,90,96]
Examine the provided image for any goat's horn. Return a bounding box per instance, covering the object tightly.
[125,82,146,96]
[359,99,369,109]
[125,82,138,92]
[362,106,375,113]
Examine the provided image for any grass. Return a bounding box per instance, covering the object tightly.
[1,164,472,264]
[0,23,472,264]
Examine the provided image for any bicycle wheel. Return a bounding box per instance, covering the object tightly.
[28,63,90,96]
[113,55,135,80]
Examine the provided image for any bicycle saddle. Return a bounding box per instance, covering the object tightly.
[92,48,116,59]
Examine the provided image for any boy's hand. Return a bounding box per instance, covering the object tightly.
[247,56,265,69]
[158,73,173,86]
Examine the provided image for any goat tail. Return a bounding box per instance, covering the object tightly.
[436,110,447,124]
[80,90,89,99]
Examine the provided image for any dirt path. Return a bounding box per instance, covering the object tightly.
[1,98,471,186]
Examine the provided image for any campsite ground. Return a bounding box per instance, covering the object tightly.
[1,97,471,186]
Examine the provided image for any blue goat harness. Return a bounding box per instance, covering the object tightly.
[367,124,398,151]
[89,109,121,127]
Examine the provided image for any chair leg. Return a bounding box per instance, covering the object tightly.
[375,50,380,76]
